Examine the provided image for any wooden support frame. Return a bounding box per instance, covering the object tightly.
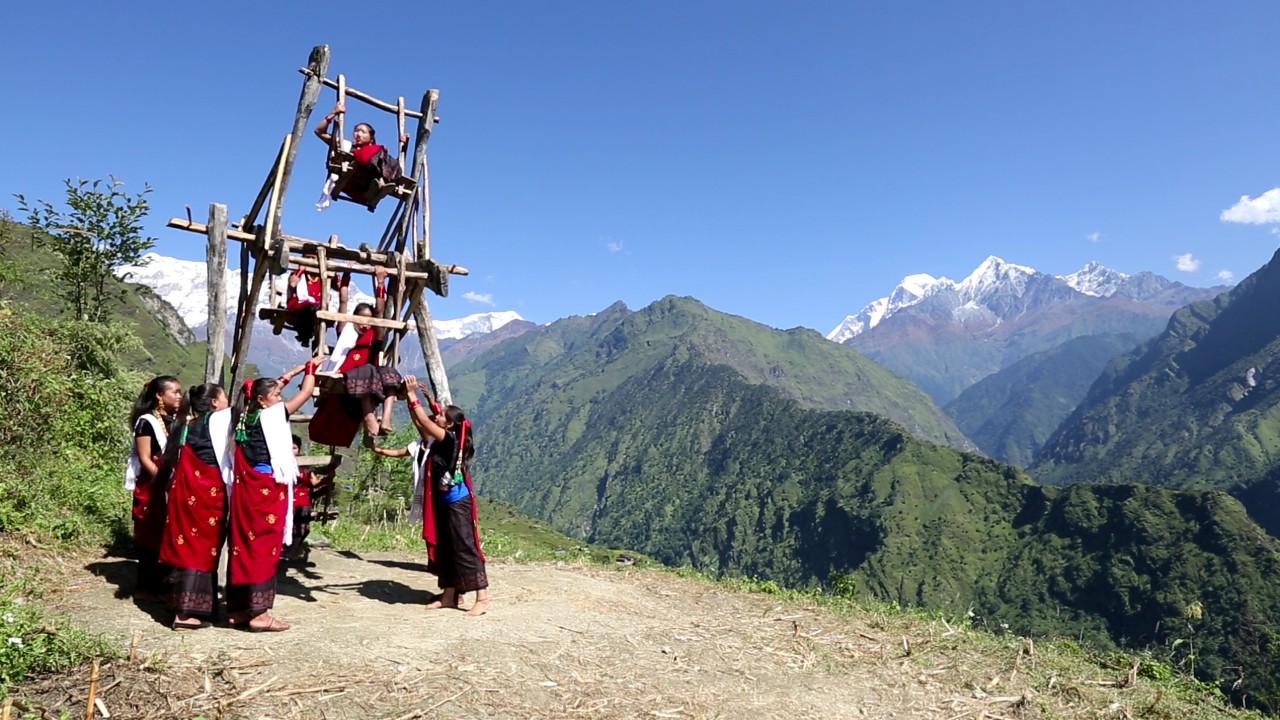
[166,218,469,286]
[299,68,432,120]
[186,45,461,424]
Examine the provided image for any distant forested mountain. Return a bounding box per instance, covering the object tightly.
[945,333,1144,467]
[1035,245,1280,492]
[451,294,1280,707]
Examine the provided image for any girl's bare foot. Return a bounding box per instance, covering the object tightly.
[465,598,490,616]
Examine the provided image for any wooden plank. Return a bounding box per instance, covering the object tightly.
[315,310,408,330]
[288,414,314,423]
[299,69,428,119]
[334,73,346,155]
[204,203,228,385]
[295,455,342,468]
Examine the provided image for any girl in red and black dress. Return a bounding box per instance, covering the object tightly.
[403,375,490,617]
[313,102,408,208]
[286,264,323,347]
[312,266,402,448]
[157,383,230,630]
[227,361,318,632]
[125,375,183,603]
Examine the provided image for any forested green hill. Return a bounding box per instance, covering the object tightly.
[1035,246,1280,490]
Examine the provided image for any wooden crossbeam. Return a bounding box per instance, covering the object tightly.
[166,219,469,279]
[299,68,434,120]
[315,310,408,330]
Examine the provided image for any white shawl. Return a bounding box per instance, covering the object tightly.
[124,415,168,490]
[320,323,359,374]
[208,408,234,490]
[257,402,300,546]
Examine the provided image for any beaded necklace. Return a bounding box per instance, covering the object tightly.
[153,407,169,437]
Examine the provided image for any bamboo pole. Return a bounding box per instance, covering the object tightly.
[334,73,346,155]
[298,69,428,118]
[261,133,293,254]
[238,140,285,230]
[315,244,330,356]
[205,203,228,385]
[396,96,407,169]
[83,659,100,720]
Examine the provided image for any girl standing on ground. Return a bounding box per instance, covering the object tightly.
[157,383,231,630]
[402,375,489,616]
[125,375,183,603]
[227,361,317,632]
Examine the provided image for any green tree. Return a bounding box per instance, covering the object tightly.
[14,177,155,322]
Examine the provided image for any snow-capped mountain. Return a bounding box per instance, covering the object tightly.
[827,256,1208,342]
[435,311,524,340]
[116,252,517,341]
[827,255,1231,404]
[1060,260,1129,298]
[827,274,942,343]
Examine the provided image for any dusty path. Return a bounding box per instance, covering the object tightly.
[33,547,1029,719]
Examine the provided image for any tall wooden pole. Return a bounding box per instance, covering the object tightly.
[401,89,448,403]
[413,292,452,406]
[395,89,438,257]
[272,44,330,241]
[205,203,228,385]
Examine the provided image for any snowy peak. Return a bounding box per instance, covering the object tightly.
[956,256,1036,302]
[827,256,1150,341]
[435,311,526,340]
[1062,260,1130,297]
[826,273,947,343]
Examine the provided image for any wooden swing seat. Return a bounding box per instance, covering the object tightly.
[326,151,417,211]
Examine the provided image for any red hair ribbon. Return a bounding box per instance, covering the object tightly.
[242,378,254,404]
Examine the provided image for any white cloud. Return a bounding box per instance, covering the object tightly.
[1086,231,1101,243]
[1216,269,1234,281]
[1173,253,1201,272]
[1221,188,1280,224]
[607,240,624,253]
[462,291,495,305]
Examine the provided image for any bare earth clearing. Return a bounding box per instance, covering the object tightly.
[16,547,1227,719]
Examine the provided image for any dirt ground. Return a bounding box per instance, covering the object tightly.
[17,546,1045,719]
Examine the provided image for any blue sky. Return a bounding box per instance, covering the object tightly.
[4,2,1280,332]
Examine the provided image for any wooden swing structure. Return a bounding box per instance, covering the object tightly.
[167,44,466,471]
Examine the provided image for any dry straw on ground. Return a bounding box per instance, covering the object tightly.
[6,548,1257,719]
